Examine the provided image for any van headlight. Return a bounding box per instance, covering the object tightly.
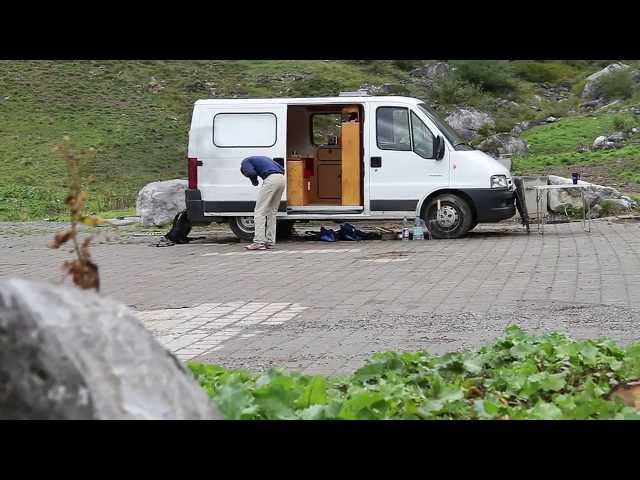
[490,175,508,189]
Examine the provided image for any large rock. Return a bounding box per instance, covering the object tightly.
[593,131,627,150]
[409,62,454,81]
[136,179,188,227]
[581,63,631,101]
[477,134,528,159]
[444,107,495,141]
[511,121,530,136]
[547,175,638,218]
[0,278,222,420]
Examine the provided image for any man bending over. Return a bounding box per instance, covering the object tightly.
[240,156,286,250]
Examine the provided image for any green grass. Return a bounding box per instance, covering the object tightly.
[97,208,137,219]
[513,143,640,172]
[0,60,410,221]
[521,113,637,155]
[513,113,640,189]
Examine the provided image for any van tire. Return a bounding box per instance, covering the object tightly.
[229,216,255,242]
[228,216,295,242]
[423,194,473,239]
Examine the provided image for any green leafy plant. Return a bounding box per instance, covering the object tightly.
[189,326,640,420]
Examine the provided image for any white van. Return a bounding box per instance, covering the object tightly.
[185,94,516,240]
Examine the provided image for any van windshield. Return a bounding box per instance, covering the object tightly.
[417,103,474,151]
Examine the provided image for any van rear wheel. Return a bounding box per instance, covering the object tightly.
[229,216,295,242]
[229,216,255,242]
[423,194,473,239]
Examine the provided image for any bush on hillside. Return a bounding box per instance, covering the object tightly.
[430,77,483,107]
[476,123,496,138]
[545,100,574,119]
[292,77,344,97]
[450,60,515,93]
[512,61,578,84]
[391,60,421,71]
[596,69,636,100]
[612,115,634,132]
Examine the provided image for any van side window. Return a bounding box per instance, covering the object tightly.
[213,113,277,147]
[376,107,411,151]
[410,111,435,159]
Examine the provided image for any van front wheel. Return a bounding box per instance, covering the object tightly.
[423,194,473,239]
[229,216,295,242]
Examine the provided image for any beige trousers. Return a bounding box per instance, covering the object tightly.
[253,173,286,244]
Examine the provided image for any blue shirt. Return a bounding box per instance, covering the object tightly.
[240,156,284,185]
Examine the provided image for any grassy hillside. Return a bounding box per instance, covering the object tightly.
[0,60,638,221]
[513,113,640,191]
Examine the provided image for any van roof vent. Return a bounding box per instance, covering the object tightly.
[339,90,369,97]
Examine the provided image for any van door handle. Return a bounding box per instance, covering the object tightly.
[371,157,382,168]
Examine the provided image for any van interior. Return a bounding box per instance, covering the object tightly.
[285,104,363,212]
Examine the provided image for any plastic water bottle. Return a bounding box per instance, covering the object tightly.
[413,216,424,241]
[401,217,410,241]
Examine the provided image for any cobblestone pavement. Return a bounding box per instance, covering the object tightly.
[2,218,640,374]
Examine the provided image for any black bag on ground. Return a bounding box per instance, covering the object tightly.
[165,210,192,244]
[337,223,379,241]
[338,223,360,241]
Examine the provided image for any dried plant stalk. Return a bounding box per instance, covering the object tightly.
[49,137,102,291]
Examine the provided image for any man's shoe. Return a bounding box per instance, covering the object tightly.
[265,243,275,249]
[245,243,267,250]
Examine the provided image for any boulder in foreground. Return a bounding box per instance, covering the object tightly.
[0,278,222,420]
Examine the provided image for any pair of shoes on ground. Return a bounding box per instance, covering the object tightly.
[245,242,274,251]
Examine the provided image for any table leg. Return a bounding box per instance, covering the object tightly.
[536,190,543,235]
[585,190,591,233]
[582,190,586,231]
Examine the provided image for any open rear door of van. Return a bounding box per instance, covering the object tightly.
[193,104,287,214]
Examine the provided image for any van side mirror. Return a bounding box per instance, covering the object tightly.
[434,136,445,160]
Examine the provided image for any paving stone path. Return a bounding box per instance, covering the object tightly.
[2,218,640,374]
